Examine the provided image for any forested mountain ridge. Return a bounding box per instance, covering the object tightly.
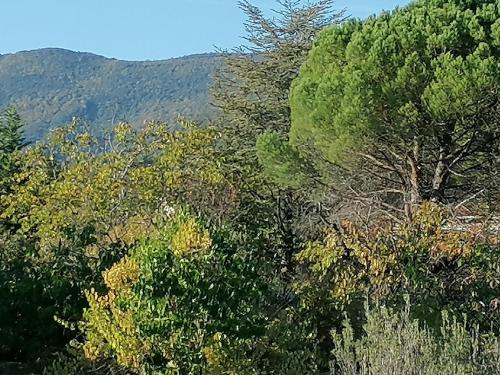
[0,48,221,141]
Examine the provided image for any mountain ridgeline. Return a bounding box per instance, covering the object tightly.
[0,48,222,141]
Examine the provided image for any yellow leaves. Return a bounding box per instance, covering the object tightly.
[102,256,139,291]
[4,119,229,263]
[113,122,133,143]
[408,202,477,260]
[106,215,151,247]
[202,333,226,368]
[171,217,212,257]
[83,296,145,370]
[427,229,475,260]
[75,132,92,147]
[202,345,218,367]
[296,233,343,274]
[413,201,446,231]
[295,203,487,305]
[153,125,225,193]
[201,333,248,375]
[83,272,146,370]
[80,213,216,370]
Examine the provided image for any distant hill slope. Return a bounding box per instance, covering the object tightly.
[0,48,222,141]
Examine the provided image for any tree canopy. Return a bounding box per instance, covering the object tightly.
[259,0,499,217]
[0,107,23,193]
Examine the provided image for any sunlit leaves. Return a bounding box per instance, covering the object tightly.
[261,0,500,207]
[295,203,500,324]
[2,119,228,256]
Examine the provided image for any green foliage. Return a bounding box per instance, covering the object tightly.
[0,119,231,364]
[0,49,221,142]
[80,211,317,374]
[212,0,344,272]
[42,353,93,375]
[0,233,60,361]
[256,132,309,189]
[0,107,23,196]
[2,119,227,253]
[1,2,499,373]
[42,349,128,375]
[261,0,500,209]
[213,0,342,154]
[332,302,500,375]
[290,0,498,159]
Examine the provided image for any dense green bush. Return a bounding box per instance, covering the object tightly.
[0,120,230,364]
[79,211,318,374]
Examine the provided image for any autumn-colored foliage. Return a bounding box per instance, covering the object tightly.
[1,1,499,373]
[296,203,500,326]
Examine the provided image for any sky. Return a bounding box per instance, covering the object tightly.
[1,0,410,61]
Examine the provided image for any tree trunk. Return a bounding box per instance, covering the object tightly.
[431,125,454,202]
[406,136,423,221]
[431,146,450,202]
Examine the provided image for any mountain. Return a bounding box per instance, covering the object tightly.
[0,48,222,142]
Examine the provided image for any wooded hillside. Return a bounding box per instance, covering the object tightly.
[0,49,221,141]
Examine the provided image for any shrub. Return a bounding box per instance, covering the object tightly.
[295,203,500,330]
[331,302,500,375]
[79,211,318,374]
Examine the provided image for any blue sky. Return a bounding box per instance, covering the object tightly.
[1,0,410,61]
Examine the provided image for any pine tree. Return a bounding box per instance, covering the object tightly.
[212,0,344,269]
[0,107,24,197]
[258,0,500,220]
